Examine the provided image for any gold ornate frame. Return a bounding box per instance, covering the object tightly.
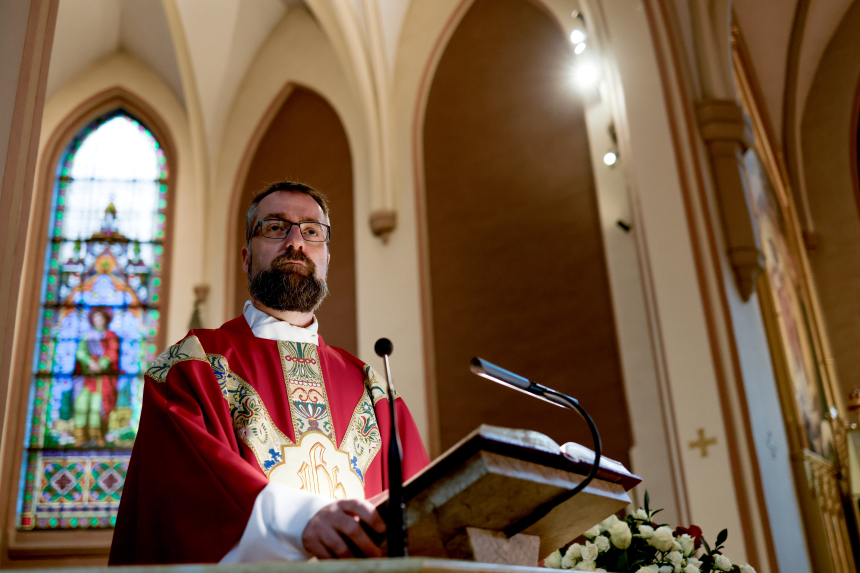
[732,23,857,573]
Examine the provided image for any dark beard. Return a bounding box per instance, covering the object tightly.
[247,248,328,313]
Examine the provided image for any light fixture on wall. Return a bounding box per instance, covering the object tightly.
[571,58,600,89]
[568,11,598,95]
[570,12,587,54]
[570,11,587,43]
[604,123,619,167]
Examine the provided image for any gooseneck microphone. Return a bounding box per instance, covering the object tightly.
[375,338,407,557]
[470,357,602,537]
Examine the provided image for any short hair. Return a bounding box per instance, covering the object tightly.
[244,181,331,245]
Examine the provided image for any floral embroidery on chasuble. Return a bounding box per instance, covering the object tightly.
[145,336,382,501]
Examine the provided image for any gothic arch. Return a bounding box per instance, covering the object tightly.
[799,0,860,405]
[417,0,633,464]
[2,86,179,561]
[226,83,358,353]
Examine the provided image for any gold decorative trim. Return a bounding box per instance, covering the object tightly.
[207,353,293,476]
[339,386,382,483]
[145,335,207,382]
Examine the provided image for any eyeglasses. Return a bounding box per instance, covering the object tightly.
[254,219,331,242]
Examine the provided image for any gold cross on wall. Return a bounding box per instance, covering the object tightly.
[688,428,717,457]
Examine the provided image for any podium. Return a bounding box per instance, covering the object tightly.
[372,426,641,567]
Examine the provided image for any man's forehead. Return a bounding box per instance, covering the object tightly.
[257,191,325,221]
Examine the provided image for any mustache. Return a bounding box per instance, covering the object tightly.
[270,249,314,272]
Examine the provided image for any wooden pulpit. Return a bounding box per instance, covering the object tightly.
[372,425,641,567]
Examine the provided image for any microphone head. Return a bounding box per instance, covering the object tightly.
[375,338,393,357]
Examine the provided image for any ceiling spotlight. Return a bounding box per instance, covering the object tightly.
[572,60,600,89]
[574,42,587,54]
[603,151,618,166]
[570,29,587,44]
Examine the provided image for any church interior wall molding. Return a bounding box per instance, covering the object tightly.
[0,0,58,565]
[629,1,815,570]
[304,0,399,241]
[572,0,685,529]
[694,98,765,302]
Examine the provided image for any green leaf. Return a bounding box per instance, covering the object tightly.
[616,550,628,572]
[644,490,650,514]
[716,528,728,547]
[701,536,712,554]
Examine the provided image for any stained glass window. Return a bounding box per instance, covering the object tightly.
[18,111,169,530]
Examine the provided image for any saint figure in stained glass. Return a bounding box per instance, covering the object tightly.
[18,110,169,531]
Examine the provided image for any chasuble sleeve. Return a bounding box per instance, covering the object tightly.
[109,346,269,564]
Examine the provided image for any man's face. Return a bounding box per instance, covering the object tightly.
[241,191,331,312]
[91,311,106,331]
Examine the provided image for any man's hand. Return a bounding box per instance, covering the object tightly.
[301,499,385,559]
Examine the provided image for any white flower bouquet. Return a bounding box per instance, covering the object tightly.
[543,492,756,573]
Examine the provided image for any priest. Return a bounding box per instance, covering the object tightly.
[109,181,429,564]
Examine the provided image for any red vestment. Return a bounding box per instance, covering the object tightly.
[109,316,428,564]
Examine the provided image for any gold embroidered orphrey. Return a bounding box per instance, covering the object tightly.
[146,336,384,500]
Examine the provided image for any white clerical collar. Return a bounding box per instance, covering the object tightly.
[242,300,319,345]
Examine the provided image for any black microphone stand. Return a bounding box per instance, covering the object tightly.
[470,357,602,537]
[375,338,407,557]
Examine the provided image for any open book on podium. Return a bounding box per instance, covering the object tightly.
[371,425,641,567]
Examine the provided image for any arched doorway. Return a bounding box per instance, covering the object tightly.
[422,0,632,462]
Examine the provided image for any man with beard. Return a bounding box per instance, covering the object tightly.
[110,181,429,564]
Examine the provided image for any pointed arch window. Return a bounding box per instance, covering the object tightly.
[18,110,169,530]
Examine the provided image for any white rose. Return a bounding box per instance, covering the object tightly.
[687,557,702,569]
[595,535,610,552]
[636,566,658,573]
[671,540,682,552]
[678,534,696,557]
[544,550,563,569]
[647,526,675,552]
[599,514,620,531]
[638,525,654,538]
[562,544,581,569]
[583,525,601,539]
[633,508,650,520]
[658,566,673,573]
[580,542,599,563]
[573,562,596,572]
[667,551,683,566]
[610,521,632,549]
[684,565,700,573]
[714,554,732,571]
[738,564,756,573]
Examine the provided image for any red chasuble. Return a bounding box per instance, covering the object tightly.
[109,317,429,564]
